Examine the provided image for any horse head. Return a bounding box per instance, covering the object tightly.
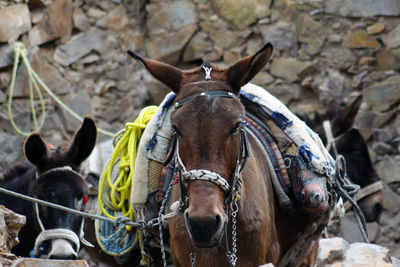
[305,96,383,222]
[23,117,97,259]
[129,44,273,248]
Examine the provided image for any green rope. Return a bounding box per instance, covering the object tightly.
[8,42,114,137]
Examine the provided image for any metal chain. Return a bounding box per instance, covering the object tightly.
[158,168,177,267]
[226,196,239,267]
[189,250,196,267]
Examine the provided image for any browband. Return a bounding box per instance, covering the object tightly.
[174,90,238,109]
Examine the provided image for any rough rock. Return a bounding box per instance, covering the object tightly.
[72,8,91,32]
[183,31,213,62]
[259,21,296,51]
[12,49,71,97]
[355,110,395,140]
[53,28,109,66]
[0,45,13,69]
[61,91,93,133]
[325,0,400,17]
[211,0,271,30]
[147,1,197,33]
[344,31,381,49]
[145,25,198,64]
[0,4,31,42]
[364,75,400,112]
[28,0,73,46]
[381,183,400,213]
[318,237,396,266]
[0,205,26,253]
[297,14,328,55]
[209,30,245,50]
[270,57,313,82]
[0,132,24,171]
[367,22,386,35]
[281,0,325,11]
[322,47,356,69]
[96,5,129,30]
[376,155,400,184]
[9,258,89,267]
[376,50,400,71]
[383,24,400,49]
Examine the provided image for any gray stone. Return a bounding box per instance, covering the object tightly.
[0,44,13,69]
[345,243,393,267]
[0,4,31,42]
[0,90,5,104]
[376,50,400,71]
[0,205,26,253]
[322,47,356,69]
[381,182,400,213]
[209,30,244,50]
[376,155,400,184]
[267,82,301,104]
[73,8,91,31]
[54,28,109,66]
[317,237,349,266]
[61,91,93,133]
[145,25,198,64]
[326,0,400,17]
[282,0,325,11]
[96,5,129,30]
[259,21,296,51]
[13,50,71,97]
[183,31,213,62]
[355,110,394,140]
[364,75,400,112]
[0,132,24,172]
[147,1,197,32]
[212,0,271,30]
[383,24,400,49]
[28,0,73,46]
[10,258,89,267]
[344,30,381,49]
[297,14,328,54]
[270,57,313,82]
[339,213,381,243]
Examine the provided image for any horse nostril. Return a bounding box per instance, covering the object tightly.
[185,213,223,245]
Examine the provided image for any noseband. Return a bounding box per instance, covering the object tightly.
[172,90,249,205]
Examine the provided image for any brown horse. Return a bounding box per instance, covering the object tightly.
[128,44,329,267]
[0,117,97,259]
[299,97,383,222]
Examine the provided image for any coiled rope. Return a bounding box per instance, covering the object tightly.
[8,41,114,137]
[96,106,158,258]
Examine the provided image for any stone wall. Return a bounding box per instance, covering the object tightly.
[0,0,399,260]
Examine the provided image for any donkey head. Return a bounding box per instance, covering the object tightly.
[129,44,273,247]
[24,117,97,259]
[308,97,383,222]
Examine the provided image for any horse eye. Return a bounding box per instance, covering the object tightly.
[230,122,243,135]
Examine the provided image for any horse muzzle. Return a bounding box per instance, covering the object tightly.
[184,210,226,248]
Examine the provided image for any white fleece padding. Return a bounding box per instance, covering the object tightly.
[131,93,175,207]
[241,83,335,176]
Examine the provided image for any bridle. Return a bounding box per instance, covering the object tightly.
[170,89,250,267]
[33,166,93,258]
[172,90,249,206]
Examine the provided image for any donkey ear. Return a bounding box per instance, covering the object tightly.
[67,116,97,165]
[338,95,362,132]
[24,133,49,167]
[226,43,273,93]
[127,50,183,93]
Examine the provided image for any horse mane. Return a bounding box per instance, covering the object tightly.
[0,160,34,183]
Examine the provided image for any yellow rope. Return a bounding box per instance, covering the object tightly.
[7,41,114,137]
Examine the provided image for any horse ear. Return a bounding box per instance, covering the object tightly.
[67,116,97,165]
[226,43,273,93]
[24,133,49,168]
[127,50,183,93]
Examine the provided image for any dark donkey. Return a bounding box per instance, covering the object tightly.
[300,97,383,222]
[0,117,97,259]
[128,43,333,266]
